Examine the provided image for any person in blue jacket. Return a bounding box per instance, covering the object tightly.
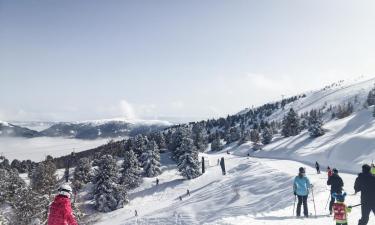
[293,167,311,217]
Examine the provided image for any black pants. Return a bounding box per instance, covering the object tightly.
[297,195,308,217]
[336,223,347,225]
[358,202,375,225]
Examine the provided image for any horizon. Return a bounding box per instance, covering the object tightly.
[1,0,375,122]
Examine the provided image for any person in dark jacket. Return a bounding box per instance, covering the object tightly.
[315,161,321,174]
[327,168,344,214]
[354,164,375,225]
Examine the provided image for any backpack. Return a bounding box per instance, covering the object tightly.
[333,203,346,221]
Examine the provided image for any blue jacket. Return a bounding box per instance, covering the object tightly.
[294,175,310,196]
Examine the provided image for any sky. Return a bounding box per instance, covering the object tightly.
[1,0,375,122]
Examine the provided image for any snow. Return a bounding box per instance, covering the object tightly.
[76,118,173,126]
[90,150,368,225]
[0,137,111,161]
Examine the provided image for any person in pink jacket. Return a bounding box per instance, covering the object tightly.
[47,184,78,225]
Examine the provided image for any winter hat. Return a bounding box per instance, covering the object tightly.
[362,164,371,173]
[299,167,305,174]
[333,168,338,174]
[332,192,346,202]
[58,183,72,198]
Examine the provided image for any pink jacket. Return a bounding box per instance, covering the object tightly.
[47,195,78,225]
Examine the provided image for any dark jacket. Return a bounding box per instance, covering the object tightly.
[327,173,344,193]
[354,172,375,204]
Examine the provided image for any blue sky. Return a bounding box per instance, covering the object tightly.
[1,0,375,122]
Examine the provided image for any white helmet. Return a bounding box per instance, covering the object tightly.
[58,183,73,198]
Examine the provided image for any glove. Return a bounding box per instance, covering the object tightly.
[348,206,352,209]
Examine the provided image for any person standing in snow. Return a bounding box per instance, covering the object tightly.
[156,178,159,186]
[327,168,344,215]
[354,164,375,225]
[315,161,321,174]
[332,193,351,225]
[293,167,311,217]
[135,210,138,217]
[371,163,375,176]
[47,184,78,225]
[187,189,190,196]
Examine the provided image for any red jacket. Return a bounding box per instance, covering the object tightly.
[47,195,78,225]
[328,169,333,177]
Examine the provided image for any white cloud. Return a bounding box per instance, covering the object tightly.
[119,99,137,120]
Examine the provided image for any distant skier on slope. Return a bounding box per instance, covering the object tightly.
[354,164,375,225]
[47,184,78,225]
[332,192,351,225]
[293,167,311,218]
[327,168,344,215]
[315,161,321,174]
[371,163,375,176]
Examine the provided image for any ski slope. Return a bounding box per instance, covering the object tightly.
[89,150,366,225]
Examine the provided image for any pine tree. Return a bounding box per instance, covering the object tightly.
[367,86,375,106]
[121,149,141,189]
[192,123,209,152]
[211,135,223,151]
[238,130,251,145]
[307,109,325,137]
[133,135,148,158]
[13,187,50,225]
[73,157,92,190]
[141,141,161,177]
[281,108,300,137]
[261,127,273,144]
[373,106,375,118]
[0,168,26,204]
[168,126,191,160]
[225,127,241,143]
[177,138,201,179]
[250,129,260,143]
[31,156,57,195]
[93,155,128,212]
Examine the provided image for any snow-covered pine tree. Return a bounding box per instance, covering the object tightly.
[141,141,161,177]
[93,155,128,212]
[0,168,26,204]
[238,130,251,145]
[261,127,273,144]
[177,138,201,179]
[281,108,300,137]
[373,105,375,118]
[367,85,375,106]
[73,157,92,190]
[211,134,223,151]
[192,123,209,152]
[31,156,57,195]
[0,156,10,170]
[307,109,325,137]
[121,149,141,189]
[250,129,260,144]
[133,134,148,158]
[225,127,241,143]
[168,125,191,160]
[12,187,50,225]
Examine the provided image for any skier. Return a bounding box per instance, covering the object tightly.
[328,166,333,177]
[327,168,344,215]
[187,189,190,196]
[293,167,311,217]
[332,192,351,225]
[354,164,375,225]
[156,178,159,186]
[315,161,321,174]
[371,163,375,175]
[47,184,78,225]
[135,210,138,217]
[179,196,182,201]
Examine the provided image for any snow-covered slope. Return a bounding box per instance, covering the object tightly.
[88,151,364,225]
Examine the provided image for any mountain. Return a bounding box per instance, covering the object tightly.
[0,121,40,138]
[39,118,172,139]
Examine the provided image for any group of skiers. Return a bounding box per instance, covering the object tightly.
[294,163,375,225]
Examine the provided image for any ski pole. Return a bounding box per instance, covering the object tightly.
[324,192,331,210]
[349,204,362,208]
[311,185,317,217]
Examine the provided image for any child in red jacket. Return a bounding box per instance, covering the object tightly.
[47,184,78,225]
[332,192,351,225]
